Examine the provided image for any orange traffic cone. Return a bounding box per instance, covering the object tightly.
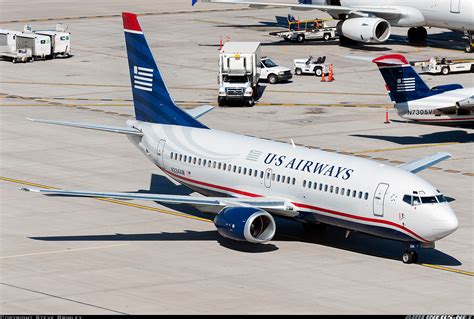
[320,70,326,82]
[328,64,334,82]
[384,108,390,124]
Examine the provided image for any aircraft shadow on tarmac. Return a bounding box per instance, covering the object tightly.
[352,130,474,145]
[29,174,461,265]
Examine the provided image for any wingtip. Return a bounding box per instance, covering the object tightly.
[18,187,40,192]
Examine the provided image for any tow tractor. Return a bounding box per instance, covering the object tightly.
[293,55,329,77]
[269,18,337,43]
[411,56,474,75]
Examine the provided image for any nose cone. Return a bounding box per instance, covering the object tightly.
[432,206,459,241]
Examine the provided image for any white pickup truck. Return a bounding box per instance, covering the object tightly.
[259,57,292,84]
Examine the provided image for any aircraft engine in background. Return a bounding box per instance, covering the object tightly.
[337,17,391,43]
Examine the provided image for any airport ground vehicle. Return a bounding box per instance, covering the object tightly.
[294,56,329,76]
[411,57,474,75]
[259,57,292,84]
[34,29,71,58]
[24,12,460,264]
[0,29,50,61]
[218,42,261,106]
[269,18,337,43]
[0,48,32,63]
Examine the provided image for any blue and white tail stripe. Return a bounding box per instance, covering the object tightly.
[122,12,208,129]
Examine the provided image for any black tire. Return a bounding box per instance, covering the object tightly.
[268,74,278,84]
[247,96,255,107]
[323,33,331,41]
[407,27,417,43]
[466,45,473,53]
[314,67,323,77]
[295,68,303,75]
[402,250,417,264]
[296,34,305,43]
[441,66,450,75]
[217,97,226,107]
[416,27,427,41]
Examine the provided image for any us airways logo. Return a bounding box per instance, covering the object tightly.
[133,66,153,92]
[264,153,354,180]
[396,77,415,92]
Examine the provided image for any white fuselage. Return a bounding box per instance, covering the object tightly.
[341,0,474,31]
[127,120,458,244]
[395,87,474,123]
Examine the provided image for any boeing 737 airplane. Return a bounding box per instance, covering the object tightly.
[194,0,474,52]
[21,12,459,264]
[372,54,474,124]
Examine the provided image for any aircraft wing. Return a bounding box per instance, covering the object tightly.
[197,0,402,19]
[19,187,292,211]
[398,152,451,174]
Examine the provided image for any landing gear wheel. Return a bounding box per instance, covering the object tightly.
[268,74,278,84]
[408,27,427,43]
[441,66,450,75]
[296,34,305,43]
[295,68,302,75]
[402,250,418,264]
[314,67,322,77]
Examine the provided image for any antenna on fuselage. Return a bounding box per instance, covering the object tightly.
[290,138,296,149]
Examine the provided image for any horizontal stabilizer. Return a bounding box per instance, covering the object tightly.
[27,118,143,136]
[398,152,451,174]
[19,187,291,211]
[185,105,214,119]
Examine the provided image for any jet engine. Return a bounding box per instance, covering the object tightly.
[214,207,276,243]
[456,97,474,109]
[337,17,391,43]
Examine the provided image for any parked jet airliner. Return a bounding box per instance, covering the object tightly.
[21,12,459,264]
[372,54,474,124]
[194,0,474,52]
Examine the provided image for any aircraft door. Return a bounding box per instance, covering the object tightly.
[264,168,272,188]
[157,139,166,168]
[450,0,460,13]
[373,183,389,217]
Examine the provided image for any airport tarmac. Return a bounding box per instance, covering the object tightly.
[1,0,473,314]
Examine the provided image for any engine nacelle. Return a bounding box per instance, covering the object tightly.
[214,207,276,244]
[456,97,474,109]
[337,17,391,43]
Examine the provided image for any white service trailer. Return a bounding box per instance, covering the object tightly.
[0,29,33,62]
[34,30,71,57]
[413,57,474,75]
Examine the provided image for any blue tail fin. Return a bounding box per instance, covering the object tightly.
[372,54,432,103]
[122,12,207,129]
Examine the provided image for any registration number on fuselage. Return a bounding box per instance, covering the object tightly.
[170,167,185,176]
[407,109,433,116]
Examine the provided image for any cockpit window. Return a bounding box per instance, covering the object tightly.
[421,196,437,204]
[403,193,447,206]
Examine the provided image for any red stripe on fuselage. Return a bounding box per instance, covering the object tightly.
[163,168,428,242]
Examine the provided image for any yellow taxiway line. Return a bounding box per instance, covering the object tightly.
[0,244,129,259]
[1,176,472,276]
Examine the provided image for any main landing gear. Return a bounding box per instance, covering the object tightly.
[402,250,418,264]
[465,31,473,53]
[407,26,427,43]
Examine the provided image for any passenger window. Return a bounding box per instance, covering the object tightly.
[358,191,362,199]
[179,154,182,161]
[329,186,333,193]
[238,166,242,174]
[352,190,356,197]
[170,152,174,159]
[212,161,216,168]
[276,174,280,182]
[193,157,196,164]
[233,166,237,173]
[335,187,339,194]
[346,189,350,196]
[222,163,226,170]
[287,177,291,184]
[218,162,221,169]
[198,158,202,165]
[271,173,275,181]
[291,178,295,185]
[302,180,306,187]
[243,167,247,175]
[249,168,252,176]
[183,155,187,162]
[341,188,345,195]
[254,170,258,177]
[313,182,317,190]
[324,184,328,192]
[308,181,312,188]
[260,171,264,178]
[364,192,368,200]
[319,184,323,191]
